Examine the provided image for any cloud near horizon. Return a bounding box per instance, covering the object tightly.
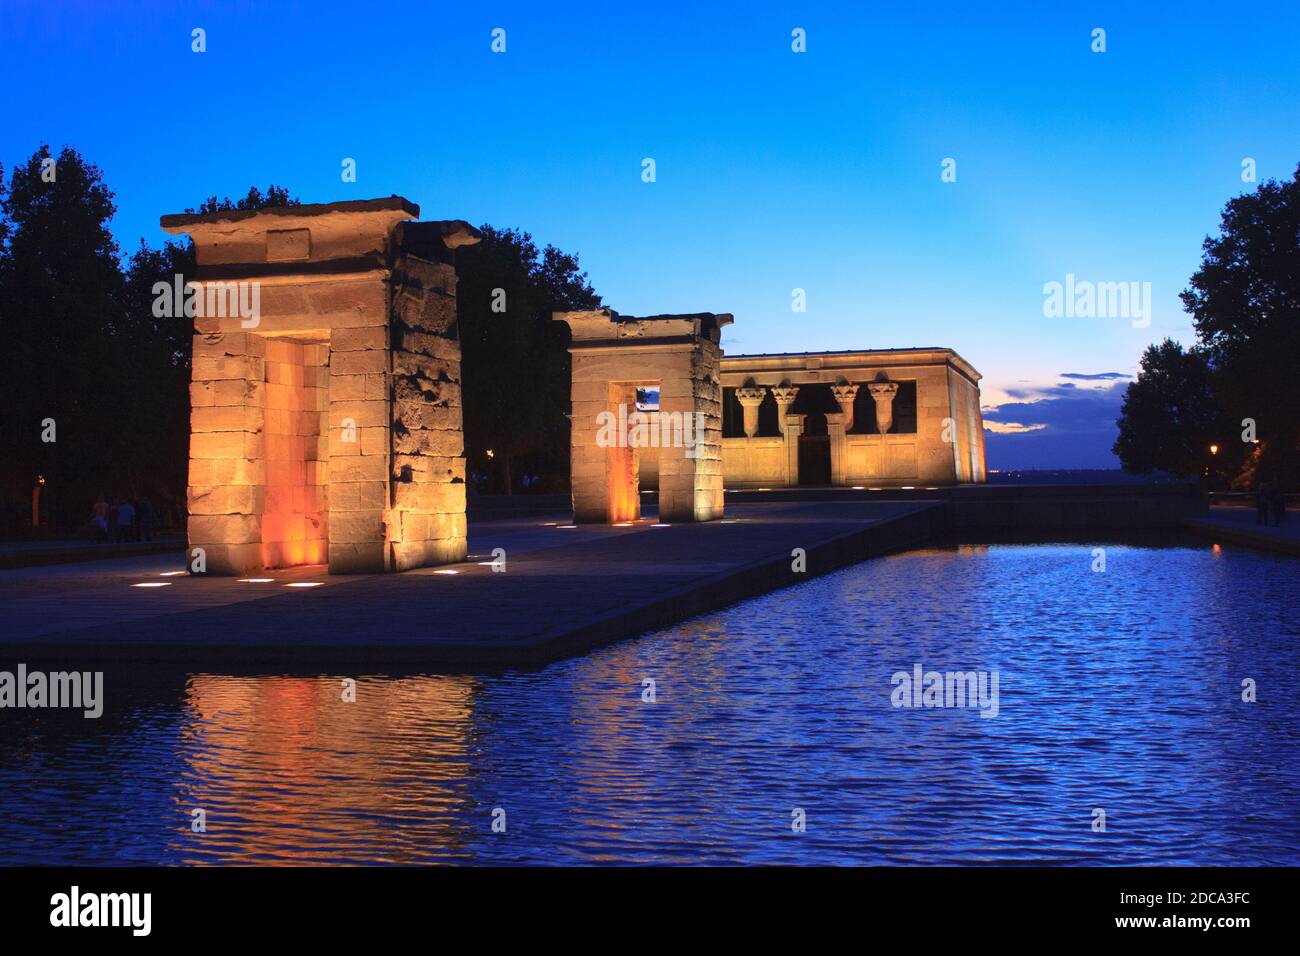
[982,374,1131,470]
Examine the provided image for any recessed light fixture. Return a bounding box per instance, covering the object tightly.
[652,523,671,528]
[285,582,323,588]
[131,582,171,588]
[557,524,577,529]
[851,486,865,490]
[238,578,274,583]
[158,571,187,577]
[433,569,459,575]
[613,522,633,527]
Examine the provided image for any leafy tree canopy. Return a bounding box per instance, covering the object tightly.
[187,184,300,215]
[1120,165,1299,486]
[455,226,601,493]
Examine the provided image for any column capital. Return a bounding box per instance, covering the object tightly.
[831,383,858,432]
[772,385,800,405]
[867,381,899,435]
[831,383,859,404]
[735,386,765,437]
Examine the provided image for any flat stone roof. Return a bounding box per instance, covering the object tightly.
[725,347,947,359]
[160,195,419,229]
[620,312,734,325]
[722,347,982,382]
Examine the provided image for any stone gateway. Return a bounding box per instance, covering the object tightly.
[162,197,479,574]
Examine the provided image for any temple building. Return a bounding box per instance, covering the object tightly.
[716,348,987,487]
[557,310,989,524]
[165,191,987,573]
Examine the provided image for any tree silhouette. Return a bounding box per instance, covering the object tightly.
[1113,340,1225,479]
[1181,164,1300,485]
[0,145,127,531]
[455,226,601,494]
[187,185,300,215]
[1118,166,1299,487]
[0,144,304,533]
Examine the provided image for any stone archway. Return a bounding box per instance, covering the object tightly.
[552,309,731,523]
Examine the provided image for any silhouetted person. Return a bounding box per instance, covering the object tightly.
[1270,478,1287,528]
[89,496,109,543]
[114,499,135,543]
[1255,478,1271,525]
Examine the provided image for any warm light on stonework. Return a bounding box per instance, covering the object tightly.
[162,197,479,576]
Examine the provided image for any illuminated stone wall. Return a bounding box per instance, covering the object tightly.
[163,198,479,574]
[719,349,987,487]
[553,309,731,523]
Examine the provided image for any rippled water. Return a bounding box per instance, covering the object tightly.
[1,540,1297,865]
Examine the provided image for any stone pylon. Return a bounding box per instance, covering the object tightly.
[162,197,480,574]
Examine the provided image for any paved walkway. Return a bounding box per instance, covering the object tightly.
[1183,506,1300,556]
[0,501,942,667]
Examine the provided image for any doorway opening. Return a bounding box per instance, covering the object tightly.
[261,335,329,567]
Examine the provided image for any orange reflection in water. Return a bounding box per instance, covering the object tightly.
[175,672,479,864]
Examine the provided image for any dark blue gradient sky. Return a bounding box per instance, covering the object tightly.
[3,0,1297,467]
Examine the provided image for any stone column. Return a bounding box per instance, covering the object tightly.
[386,242,471,570]
[826,411,847,486]
[607,383,640,523]
[772,385,800,436]
[187,330,267,575]
[868,381,899,435]
[831,383,859,432]
[782,413,805,486]
[735,386,766,438]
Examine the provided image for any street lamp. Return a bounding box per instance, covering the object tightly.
[32,474,45,528]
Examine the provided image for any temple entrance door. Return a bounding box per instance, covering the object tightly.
[798,434,831,485]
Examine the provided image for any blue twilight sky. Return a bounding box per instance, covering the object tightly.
[3,1,1299,468]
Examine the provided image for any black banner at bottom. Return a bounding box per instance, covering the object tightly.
[0,866,1282,941]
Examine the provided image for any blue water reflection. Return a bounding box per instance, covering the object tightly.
[0,540,1296,865]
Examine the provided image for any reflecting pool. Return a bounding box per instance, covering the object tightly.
[1,540,1297,865]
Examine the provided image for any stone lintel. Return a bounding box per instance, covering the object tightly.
[555,308,734,344]
[720,348,982,387]
[161,196,433,268]
[161,196,420,230]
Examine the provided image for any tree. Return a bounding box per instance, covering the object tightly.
[0,144,303,533]
[120,186,303,524]
[455,226,601,493]
[1181,164,1300,486]
[1113,339,1225,479]
[0,145,127,531]
[187,184,300,215]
